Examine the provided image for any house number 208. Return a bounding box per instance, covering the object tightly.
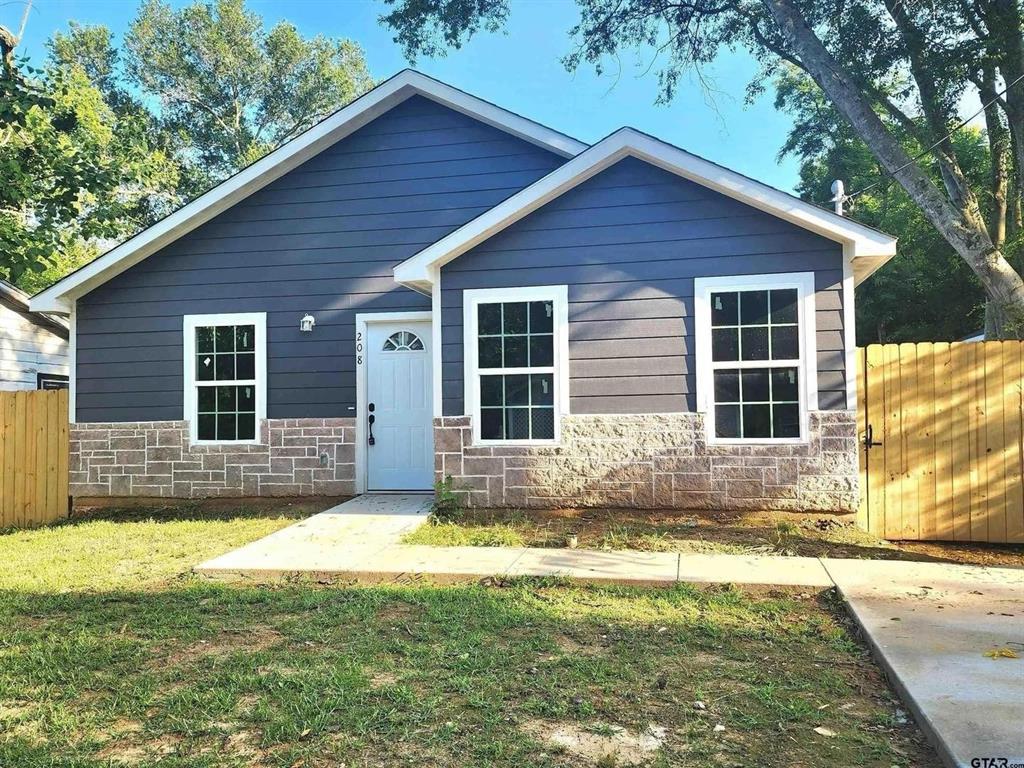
[356,331,363,365]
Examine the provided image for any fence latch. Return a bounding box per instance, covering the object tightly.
[862,423,882,451]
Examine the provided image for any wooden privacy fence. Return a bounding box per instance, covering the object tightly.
[857,341,1024,543]
[0,389,70,528]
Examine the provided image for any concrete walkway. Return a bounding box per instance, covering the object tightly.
[196,495,833,587]
[825,559,1023,768]
[196,496,1024,767]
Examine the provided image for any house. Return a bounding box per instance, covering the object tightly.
[31,70,896,510]
[1,278,69,390]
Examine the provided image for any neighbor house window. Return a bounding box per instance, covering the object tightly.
[183,313,266,444]
[463,286,568,444]
[695,274,817,442]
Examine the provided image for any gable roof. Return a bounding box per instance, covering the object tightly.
[0,279,69,338]
[394,127,897,291]
[30,70,588,313]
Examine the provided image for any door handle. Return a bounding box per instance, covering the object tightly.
[367,403,375,446]
[863,423,882,450]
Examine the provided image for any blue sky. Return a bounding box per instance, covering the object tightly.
[8,0,807,193]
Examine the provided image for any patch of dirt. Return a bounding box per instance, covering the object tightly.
[0,700,36,720]
[368,670,399,688]
[524,720,667,766]
[96,734,182,764]
[95,719,145,744]
[175,626,283,663]
[377,601,421,624]
[551,634,608,658]
[222,729,262,759]
[95,743,148,764]
[889,540,1024,567]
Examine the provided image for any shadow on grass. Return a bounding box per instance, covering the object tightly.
[63,496,352,526]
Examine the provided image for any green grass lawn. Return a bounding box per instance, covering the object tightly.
[0,503,938,767]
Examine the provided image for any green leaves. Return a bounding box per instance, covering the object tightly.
[0,0,374,292]
[775,66,997,342]
[123,0,374,177]
[1,33,182,287]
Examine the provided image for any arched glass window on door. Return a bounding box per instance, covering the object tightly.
[382,330,424,351]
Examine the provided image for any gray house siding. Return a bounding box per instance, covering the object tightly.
[440,156,846,416]
[75,95,564,422]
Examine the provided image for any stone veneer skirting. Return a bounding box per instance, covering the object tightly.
[71,419,356,498]
[435,411,859,512]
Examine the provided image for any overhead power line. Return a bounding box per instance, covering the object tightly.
[833,71,1024,207]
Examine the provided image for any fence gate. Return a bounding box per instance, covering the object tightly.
[857,341,1024,543]
[0,389,70,528]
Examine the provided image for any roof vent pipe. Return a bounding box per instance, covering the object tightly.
[830,179,846,216]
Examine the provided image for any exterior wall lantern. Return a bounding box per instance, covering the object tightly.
[300,313,316,333]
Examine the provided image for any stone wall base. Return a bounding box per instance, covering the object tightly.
[71,418,355,498]
[435,412,858,512]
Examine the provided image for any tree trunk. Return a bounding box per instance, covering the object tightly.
[982,67,1011,249]
[763,0,1024,338]
[884,0,973,212]
[0,25,16,78]
[988,0,1024,195]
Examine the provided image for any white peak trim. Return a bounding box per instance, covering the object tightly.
[30,70,587,314]
[394,127,897,288]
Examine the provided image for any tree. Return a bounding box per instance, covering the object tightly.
[776,67,1002,341]
[1,0,376,291]
[380,0,1024,337]
[46,21,209,201]
[0,57,180,285]
[124,0,375,178]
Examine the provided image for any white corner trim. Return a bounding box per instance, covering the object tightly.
[182,312,267,446]
[462,284,569,446]
[693,272,818,445]
[353,310,433,495]
[430,266,443,419]
[30,70,586,314]
[842,247,858,411]
[395,127,897,290]
[67,301,77,423]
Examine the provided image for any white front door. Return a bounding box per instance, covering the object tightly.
[365,320,434,491]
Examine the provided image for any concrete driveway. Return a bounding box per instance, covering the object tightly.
[825,559,1023,768]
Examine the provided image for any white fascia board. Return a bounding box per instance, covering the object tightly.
[30,70,587,314]
[395,128,897,288]
[850,253,894,284]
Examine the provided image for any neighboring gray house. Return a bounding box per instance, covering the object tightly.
[31,70,896,510]
[1,279,69,390]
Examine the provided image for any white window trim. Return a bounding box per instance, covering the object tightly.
[463,285,569,446]
[183,312,267,446]
[694,273,817,445]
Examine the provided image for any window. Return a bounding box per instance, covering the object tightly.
[183,313,266,444]
[383,331,424,351]
[464,286,568,444]
[37,373,69,390]
[695,274,816,442]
